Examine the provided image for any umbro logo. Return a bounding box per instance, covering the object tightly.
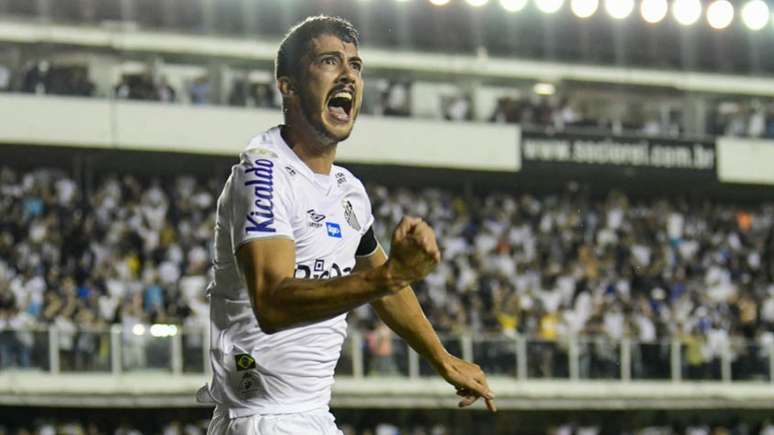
[307,209,325,228]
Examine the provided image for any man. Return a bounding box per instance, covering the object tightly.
[200,16,495,434]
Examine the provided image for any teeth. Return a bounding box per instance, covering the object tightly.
[332,92,352,101]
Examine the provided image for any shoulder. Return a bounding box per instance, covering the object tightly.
[241,127,286,166]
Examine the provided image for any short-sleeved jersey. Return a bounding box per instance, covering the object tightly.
[203,126,375,418]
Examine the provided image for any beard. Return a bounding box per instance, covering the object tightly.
[297,87,353,146]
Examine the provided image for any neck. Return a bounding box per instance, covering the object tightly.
[281,124,337,175]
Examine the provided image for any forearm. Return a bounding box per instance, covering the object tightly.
[371,287,449,368]
[254,267,403,333]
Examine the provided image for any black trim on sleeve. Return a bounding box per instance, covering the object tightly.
[355,226,378,257]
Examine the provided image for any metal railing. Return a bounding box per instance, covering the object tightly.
[1,326,772,384]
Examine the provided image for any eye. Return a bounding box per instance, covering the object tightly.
[321,56,338,66]
[350,61,363,73]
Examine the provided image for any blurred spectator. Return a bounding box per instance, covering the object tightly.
[157,76,177,103]
[366,320,398,376]
[189,76,210,105]
[382,80,411,117]
[22,60,51,94]
[0,64,10,92]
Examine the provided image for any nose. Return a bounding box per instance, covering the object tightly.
[337,63,357,84]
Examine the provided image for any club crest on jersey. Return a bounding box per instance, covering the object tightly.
[326,222,342,238]
[342,199,361,231]
[244,158,276,233]
[306,209,325,228]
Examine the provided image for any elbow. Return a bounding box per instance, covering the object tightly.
[253,308,284,335]
[254,310,280,335]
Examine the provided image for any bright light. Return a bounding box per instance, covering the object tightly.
[534,82,556,96]
[707,0,734,30]
[500,0,528,12]
[571,0,599,18]
[430,0,451,5]
[672,0,702,26]
[536,0,564,14]
[465,0,489,6]
[605,0,633,19]
[741,0,770,30]
[149,324,179,338]
[132,324,146,336]
[641,0,668,23]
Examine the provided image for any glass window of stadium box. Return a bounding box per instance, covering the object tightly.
[731,339,772,382]
[0,327,49,372]
[181,325,207,374]
[57,327,111,373]
[526,337,570,379]
[681,338,724,382]
[629,340,672,381]
[472,334,518,378]
[577,335,621,380]
[120,324,173,373]
[363,332,410,378]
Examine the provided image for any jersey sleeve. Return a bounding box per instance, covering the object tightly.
[230,155,295,251]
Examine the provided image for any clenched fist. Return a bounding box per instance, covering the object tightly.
[382,216,441,292]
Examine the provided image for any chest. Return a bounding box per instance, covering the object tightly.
[290,186,368,273]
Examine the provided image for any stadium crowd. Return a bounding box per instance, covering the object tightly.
[1,416,774,435]
[0,165,773,379]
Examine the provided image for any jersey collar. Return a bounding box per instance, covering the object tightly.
[271,126,335,194]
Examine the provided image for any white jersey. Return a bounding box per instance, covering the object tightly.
[203,126,375,418]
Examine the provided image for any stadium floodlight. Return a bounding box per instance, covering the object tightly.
[430,0,451,5]
[672,0,702,26]
[741,0,769,30]
[641,0,668,23]
[536,0,564,14]
[500,0,528,12]
[605,0,633,19]
[465,0,489,7]
[707,0,734,30]
[571,0,599,18]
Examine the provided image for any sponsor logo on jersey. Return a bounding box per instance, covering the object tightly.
[326,222,342,238]
[234,353,257,371]
[335,172,347,186]
[306,209,325,228]
[294,259,353,279]
[343,199,361,231]
[284,166,296,176]
[244,159,276,233]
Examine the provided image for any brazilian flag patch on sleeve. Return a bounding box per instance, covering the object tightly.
[234,353,257,371]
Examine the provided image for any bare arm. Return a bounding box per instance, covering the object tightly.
[356,247,449,367]
[236,237,401,333]
[236,217,437,334]
[357,246,497,412]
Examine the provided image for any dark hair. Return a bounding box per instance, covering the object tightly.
[275,15,360,80]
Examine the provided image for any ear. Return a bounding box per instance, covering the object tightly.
[277,77,295,97]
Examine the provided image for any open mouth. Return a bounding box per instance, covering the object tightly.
[326,90,353,123]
